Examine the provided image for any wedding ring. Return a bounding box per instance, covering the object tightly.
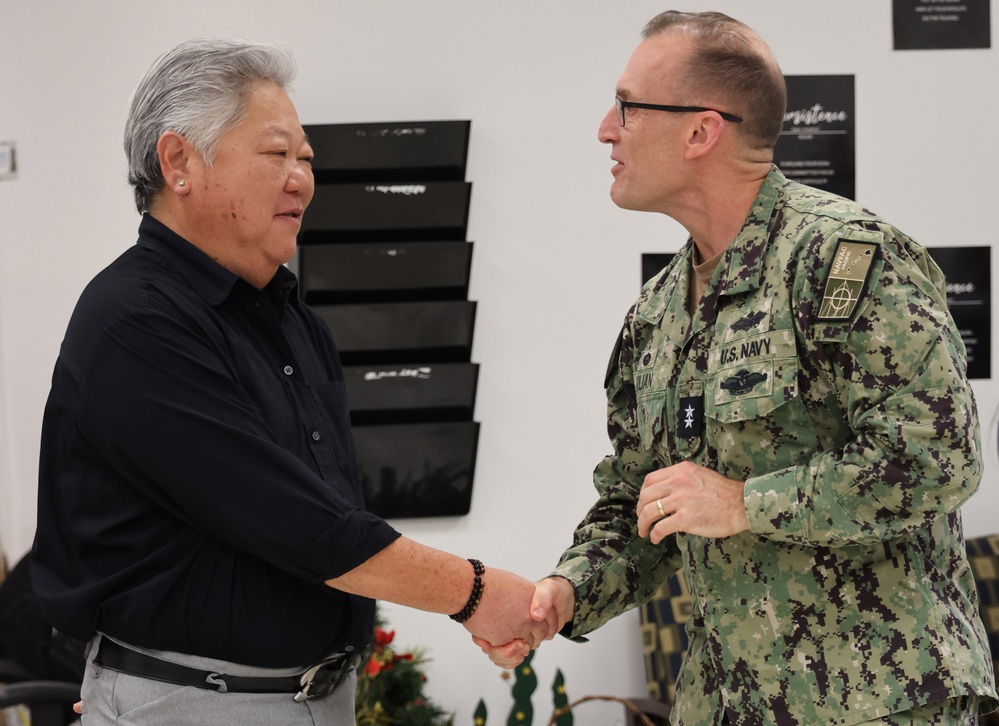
[656,498,666,518]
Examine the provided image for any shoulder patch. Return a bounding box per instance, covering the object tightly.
[817,240,879,321]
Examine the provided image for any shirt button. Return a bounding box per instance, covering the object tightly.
[311,431,321,441]
[283,365,294,376]
[344,645,354,652]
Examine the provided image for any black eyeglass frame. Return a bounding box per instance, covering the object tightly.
[615,96,743,126]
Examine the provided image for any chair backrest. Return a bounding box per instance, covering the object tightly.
[638,570,692,704]
[965,533,999,685]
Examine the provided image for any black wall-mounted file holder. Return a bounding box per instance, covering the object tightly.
[313,300,476,365]
[299,181,472,243]
[305,120,470,184]
[298,119,480,519]
[342,362,479,426]
[298,240,473,304]
[351,421,480,519]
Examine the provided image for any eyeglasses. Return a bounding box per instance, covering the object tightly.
[615,96,743,127]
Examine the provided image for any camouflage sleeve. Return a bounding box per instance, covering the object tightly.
[550,307,680,638]
[745,224,983,547]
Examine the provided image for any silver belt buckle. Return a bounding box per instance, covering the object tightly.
[293,654,352,702]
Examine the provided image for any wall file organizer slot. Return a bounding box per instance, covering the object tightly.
[342,362,479,426]
[299,181,471,243]
[306,120,470,184]
[351,421,480,519]
[298,240,473,304]
[312,300,476,365]
[299,119,479,518]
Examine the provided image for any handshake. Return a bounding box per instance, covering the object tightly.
[461,572,576,669]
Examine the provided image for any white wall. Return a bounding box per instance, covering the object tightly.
[1,2,997,724]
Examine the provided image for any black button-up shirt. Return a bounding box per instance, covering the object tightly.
[31,214,400,667]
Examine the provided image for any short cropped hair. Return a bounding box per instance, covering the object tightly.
[642,11,786,150]
[124,38,296,213]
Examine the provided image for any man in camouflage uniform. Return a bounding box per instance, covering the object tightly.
[479,10,996,725]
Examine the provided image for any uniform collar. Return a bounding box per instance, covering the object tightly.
[635,165,786,328]
[136,213,300,307]
[636,245,691,326]
[712,164,785,299]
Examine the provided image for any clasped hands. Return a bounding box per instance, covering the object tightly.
[465,575,575,669]
[472,461,748,668]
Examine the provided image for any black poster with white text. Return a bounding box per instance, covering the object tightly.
[927,245,991,379]
[893,0,991,50]
[774,75,856,201]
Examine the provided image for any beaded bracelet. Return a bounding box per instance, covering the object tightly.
[449,558,485,623]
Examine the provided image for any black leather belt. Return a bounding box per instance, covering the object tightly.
[94,637,357,701]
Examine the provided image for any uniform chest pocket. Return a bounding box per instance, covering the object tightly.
[708,330,799,422]
[637,390,666,450]
[633,346,668,451]
[709,358,789,422]
[705,333,817,470]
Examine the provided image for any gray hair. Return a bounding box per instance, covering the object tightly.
[124,38,297,213]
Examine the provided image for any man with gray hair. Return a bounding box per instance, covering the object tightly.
[481,10,997,725]
[30,38,547,724]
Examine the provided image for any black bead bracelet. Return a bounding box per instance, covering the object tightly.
[450,558,485,623]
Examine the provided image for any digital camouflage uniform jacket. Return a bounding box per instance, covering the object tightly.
[551,167,998,725]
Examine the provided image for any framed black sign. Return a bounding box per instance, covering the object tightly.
[893,0,991,50]
[775,75,856,201]
[927,245,992,379]
[642,253,677,286]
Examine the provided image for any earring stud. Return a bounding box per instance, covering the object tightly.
[178,180,186,188]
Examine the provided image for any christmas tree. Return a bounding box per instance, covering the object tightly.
[354,615,454,726]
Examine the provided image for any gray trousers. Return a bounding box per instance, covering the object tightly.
[80,634,357,725]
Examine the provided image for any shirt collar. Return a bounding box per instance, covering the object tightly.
[634,165,786,328]
[712,164,785,298]
[136,213,300,307]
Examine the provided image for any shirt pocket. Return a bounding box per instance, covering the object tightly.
[705,332,817,473]
[637,390,666,451]
[634,346,666,451]
[710,358,783,420]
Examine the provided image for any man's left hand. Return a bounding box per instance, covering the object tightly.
[637,461,750,542]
